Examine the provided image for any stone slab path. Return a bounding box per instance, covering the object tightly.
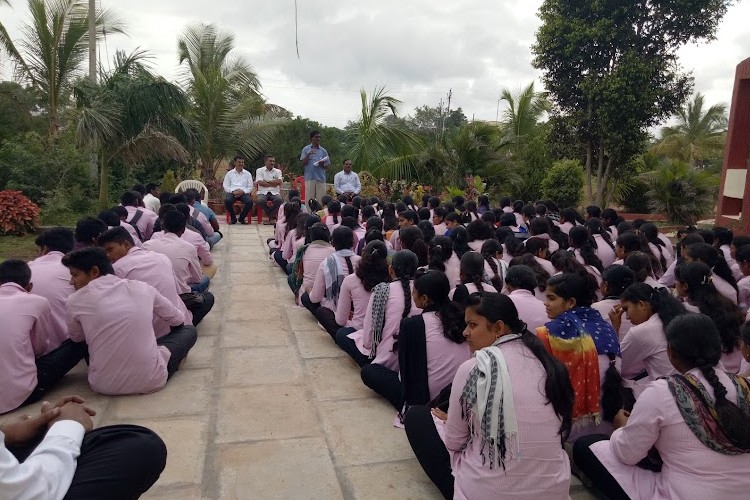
[2,224,598,499]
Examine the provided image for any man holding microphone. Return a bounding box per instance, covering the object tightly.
[300,130,331,203]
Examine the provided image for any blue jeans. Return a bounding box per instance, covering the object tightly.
[224,193,252,222]
[190,275,210,293]
[206,232,222,248]
[256,193,283,217]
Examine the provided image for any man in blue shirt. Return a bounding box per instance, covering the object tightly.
[299,129,331,203]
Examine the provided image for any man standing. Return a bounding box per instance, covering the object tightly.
[223,155,254,224]
[143,183,161,213]
[300,130,330,203]
[333,159,361,200]
[255,155,284,225]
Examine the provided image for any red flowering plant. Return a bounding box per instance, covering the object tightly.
[0,190,41,235]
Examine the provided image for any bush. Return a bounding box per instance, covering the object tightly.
[541,159,584,209]
[159,170,179,194]
[639,160,718,224]
[0,190,40,235]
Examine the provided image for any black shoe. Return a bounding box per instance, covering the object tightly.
[240,219,247,225]
[229,219,237,225]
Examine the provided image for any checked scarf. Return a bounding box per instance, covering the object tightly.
[368,282,391,359]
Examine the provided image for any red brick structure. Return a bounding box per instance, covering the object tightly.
[717,57,750,233]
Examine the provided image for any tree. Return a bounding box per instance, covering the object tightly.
[74,50,191,208]
[541,159,584,209]
[6,0,124,135]
[0,81,46,142]
[500,82,550,141]
[345,87,423,179]
[653,93,727,169]
[178,23,280,183]
[532,0,732,206]
[0,0,24,68]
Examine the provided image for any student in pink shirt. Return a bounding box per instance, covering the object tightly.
[287,222,334,302]
[521,237,556,276]
[733,245,750,313]
[510,253,552,301]
[0,261,87,414]
[569,225,605,275]
[97,210,143,248]
[275,213,308,272]
[449,252,498,304]
[399,225,429,267]
[389,210,418,251]
[98,228,195,334]
[528,217,560,253]
[153,204,214,267]
[584,218,617,268]
[365,270,470,411]
[28,227,76,352]
[73,217,107,251]
[504,265,549,332]
[480,239,508,292]
[121,191,157,241]
[432,207,448,236]
[575,313,750,500]
[466,219,493,253]
[324,200,342,234]
[642,223,674,277]
[405,292,574,500]
[428,236,461,288]
[63,248,197,395]
[684,242,739,305]
[593,265,636,339]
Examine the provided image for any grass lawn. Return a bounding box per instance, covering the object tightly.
[0,234,39,262]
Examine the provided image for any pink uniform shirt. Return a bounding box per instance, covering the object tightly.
[335,273,372,330]
[124,205,157,240]
[28,251,75,351]
[593,234,617,268]
[592,298,633,339]
[507,289,549,332]
[143,233,203,293]
[737,275,750,313]
[150,229,213,267]
[309,254,361,310]
[620,314,677,381]
[301,244,335,294]
[0,283,53,413]
[422,311,471,399]
[444,253,462,288]
[448,282,498,301]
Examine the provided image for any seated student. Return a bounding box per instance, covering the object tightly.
[417,207,432,223]
[1,394,167,499]
[301,227,360,326]
[417,220,435,244]
[713,226,742,281]
[730,235,750,274]
[390,210,418,251]
[528,217,560,253]
[153,204,213,267]
[121,190,157,241]
[428,236,460,288]
[275,212,308,272]
[449,252,499,305]
[443,212,461,238]
[288,223,334,303]
[624,251,663,290]
[734,245,750,313]
[405,292,574,500]
[584,218,617,268]
[521,236,555,276]
[674,262,744,373]
[324,200,342,234]
[341,204,365,240]
[427,196,441,219]
[269,199,301,253]
[0,261,87,414]
[338,250,421,368]
[480,210,496,229]
[569,225,605,274]
[462,200,480,223]
[63,248,197,395]
[477,194,490,215]
[331,241,391,345]
[171,197,208,241]
[641,223,674,277]
[28,227,76,352]
[480,239,508,291]
[610,283,686,398]
[585,205,602,220]
[574,313,750,500]
[465,219,493,252]
[362,270,470,411]
[593,265,636,339]
[613,231,656,271]
[659,232,704,288]
[97,210,142,247]
[98,227,194,334]
[449,225,471,260]
[601,207,620,239]
[185,189,221,248]
[399,225,429,267]
[510,253,551,301]
[431,207,448,236]
[504,264,549,332]
[551,249,602,290]
[73,217,107,251]
[143,181,161,212]
[402,195,419,213]
[684,242,739,305]
[537,273,622,441]
[110,205,143,243]
[740,323,750,376]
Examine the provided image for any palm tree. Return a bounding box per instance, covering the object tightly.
[74,50,191,208]
[500,81,551,142]
[178,23,279,183]
[0,0,22,67]
[653,93,727,169]
[6,0,124,135]
[345,87,423,179]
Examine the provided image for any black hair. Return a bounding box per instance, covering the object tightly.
[392,250,419,319]
[601,265,636,297]
[383,215,398,232]
[535,203,547,216]
[327,201,342,225]
[167,193,186,205]
[175,203,192,221]
[677,233,705,264]
[417,207,431,221]
[666,314,750,450]
[601,208,618,228]
[696,228,714,245]
[183,190,196,203]
[321,194,333,207]
[443,202,456,214]
[365,216,383,232]
[61,247,114,276]
[450,226,470,258]
[421,194,431,207]
[340,217,359,232]
[618,231,662,274]
[584,218,615,249]
[546,272,596,308]
[233,154,246,162]
[675,262,743,355]
[292,212,308,241]
[432,206,446,221]
[624,251,656,283]
[400,226,429,267]
[337,194,349,205]
[504,265,537,293]
[466,292,574,440]
[616,221,633,234]
[621,283,687,328]
[35,227,75,254]
[498,212,517,228]
[309,129,320,139]
[521,204,536,221]
[713,227,734,247]
[735,245,750,265]
[132,183,147,196]
[284,201,303,239]
[309,223,331,243]
[308,198,322,213]
[631,218,647,230]
[513,200,524,213]
[162,210,187,233]
[428,236,453,273]
[686,243,738,294]
[466,219,494,242]
[732,235,750,250]
[399,210,419,225]
[111,205,128,219]
[414,270,466,344]
[146,182,160,194]
[96,210,121,227]
[742,321,750,347]
[523,237,550,259]
[569,226,603,272]
[288,189,300,201]
[331,226,354,251]
[500,196,511,208]
[417,220,435,243]
[75,217,107,245]
[529,217,551,237]
[641,223,669,273]
[478,195,490,209]
[364,229,384,244]
[480,211,496,225]
[481,239,505,291]
[0,259,31,287]
[341,204,358,220]
[402,195,415,208]
[361,205,376,220]
[585,205,602,219]
[97,226,135,247]
[396,202,408,214]
[459,251,486,292]
[549,250,599,303]
[445,212,460,224]
[465,200,479,219]
[560,208,584,225]
[511,253,550,293]
[302,215,322,243]
[357,241,390,292]
[158,203,176,218]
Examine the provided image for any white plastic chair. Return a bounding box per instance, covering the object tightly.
[175,180,209,205]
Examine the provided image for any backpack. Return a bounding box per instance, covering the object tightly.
[127,209,144,241]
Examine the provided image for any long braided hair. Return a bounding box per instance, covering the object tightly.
[460,252,486,292]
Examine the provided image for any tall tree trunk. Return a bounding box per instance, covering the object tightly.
[585,140,593,204]
[98,154,109,210]
[594,142,606,206]
[598,156,615,207]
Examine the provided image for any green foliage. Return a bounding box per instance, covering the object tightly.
[0,82,46,142]
[358,171,379,199]
[0,190,40,235]
[639,159,719,225]
[541,160,584,209]
[159,170,179,194]
[511,129,554,201]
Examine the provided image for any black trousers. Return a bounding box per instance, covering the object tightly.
[224,193,253,222]
[361,362,402,410]
[300,292,319,315]
[187,291,215,326]
[572,434,629,500]
[314,306,342,339]
[272,250,290,274]
[10,425,167,500]
[21,340,88,408]
[404,405,454,500]
[335,327,371,367]
[156,325,198,378]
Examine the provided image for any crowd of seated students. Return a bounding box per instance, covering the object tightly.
[0,183,223,497]
[269,193,750,499]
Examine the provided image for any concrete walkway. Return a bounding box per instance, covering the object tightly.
[3,224,597,499]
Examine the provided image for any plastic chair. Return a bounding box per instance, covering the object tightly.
[175,180,209,199]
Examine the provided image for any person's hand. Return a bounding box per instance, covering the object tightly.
[613,409,630,430]
[608,304,623,334]
[234,189,245,196]
[49,402,95,433]
[1,409,61,447]
[431,408,448,421]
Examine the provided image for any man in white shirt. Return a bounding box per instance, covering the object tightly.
[222,155,254,224]
[143,183,161,213]
[1,394,167,499]
[255,154,284,224]
[334,159,361,200]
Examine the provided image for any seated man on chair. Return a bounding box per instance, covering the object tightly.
[255,154,284,225]
[223,155,254,225]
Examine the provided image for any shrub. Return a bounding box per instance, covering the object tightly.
[0,190,41,235]
[159,170,179,194]
[541,159,584,209]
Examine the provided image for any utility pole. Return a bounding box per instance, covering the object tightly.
[441,89,452,140]
[88,0,98,181]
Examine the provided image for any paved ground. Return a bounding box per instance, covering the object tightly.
[2,224,598,499]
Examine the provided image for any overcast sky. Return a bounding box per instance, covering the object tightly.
[2,0,749,128]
